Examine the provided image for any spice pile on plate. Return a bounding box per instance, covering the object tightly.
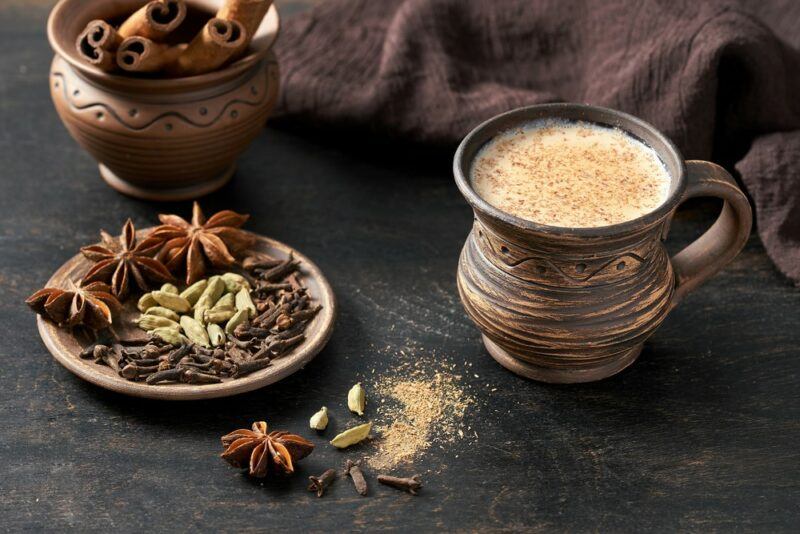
[26,202,320,386]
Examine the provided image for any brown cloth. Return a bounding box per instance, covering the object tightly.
[274,0,800,284]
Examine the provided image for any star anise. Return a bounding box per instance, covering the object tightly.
[151,202,255,286]
[80,219,174,300]
[26,280,121,330]
[220,421,314,478]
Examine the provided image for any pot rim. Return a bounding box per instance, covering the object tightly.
[47,0,280,92]
[453,103,687,238]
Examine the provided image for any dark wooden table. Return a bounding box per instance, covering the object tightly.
[2,1,799,531]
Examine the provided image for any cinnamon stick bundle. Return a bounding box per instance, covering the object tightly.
[76,20,122,72]
[169,18,247,76]
[117,36,186,73]
[118,0,187,41]
[216,0,272,51]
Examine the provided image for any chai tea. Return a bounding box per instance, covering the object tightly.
[471,120,671,228]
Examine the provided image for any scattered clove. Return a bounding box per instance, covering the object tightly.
[377,474,422,495]
[308,469,337,497]
[344,460,368,496]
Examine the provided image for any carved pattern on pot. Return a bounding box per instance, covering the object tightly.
[50,64,273,131]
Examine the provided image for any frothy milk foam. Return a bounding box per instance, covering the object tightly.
[470,120,671,228]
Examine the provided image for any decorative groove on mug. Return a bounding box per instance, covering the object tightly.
[474,219,654,284]
[457,225,675,378]
[49,53,279,198]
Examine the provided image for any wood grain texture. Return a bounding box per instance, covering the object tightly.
[0,1,798,532]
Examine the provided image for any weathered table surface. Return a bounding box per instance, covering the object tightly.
[1,1,798,532]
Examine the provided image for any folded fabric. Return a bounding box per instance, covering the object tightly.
[275,0,800,284]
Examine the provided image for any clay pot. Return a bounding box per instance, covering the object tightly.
[47,0,280,201]
[455,104,752,383]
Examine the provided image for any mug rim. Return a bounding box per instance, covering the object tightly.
[453,103,687,237]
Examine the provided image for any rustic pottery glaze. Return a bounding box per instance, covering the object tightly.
[455,104,752,383]
[47,0,280,201]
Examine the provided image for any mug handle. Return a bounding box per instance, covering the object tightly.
[667,160,753,307]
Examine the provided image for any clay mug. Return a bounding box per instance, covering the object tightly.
[455,104,752,383]
[47,0,280,201]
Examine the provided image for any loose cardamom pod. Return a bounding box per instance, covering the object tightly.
[137,293,157,312]
[235,287,256,318]
[180,315,210,347]
[224,308,249,335]
[143,306,180,322]
[136,315,179,331]
[180,279,208,306]
[212,293,235,311]
[221,272,250,294]
[160,283,179,294]
[203,308,236,324]
[330,422,372,449]
[309,406,329,430]
[151,290,192,313]
[348,383,366,416]
[195,276,225,311]
[149,326,183,346]
[207,323,226,347]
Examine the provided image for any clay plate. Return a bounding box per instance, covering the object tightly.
[35,230,336,400]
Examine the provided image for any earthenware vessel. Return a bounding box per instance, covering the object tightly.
[455,104,752,383]
[47,0,280,201]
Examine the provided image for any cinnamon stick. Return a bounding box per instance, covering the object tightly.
[76,20,122,72]
[118,0,187,41]
[117,36,185,73]
[216,0,271,51]
[168,18,247,77]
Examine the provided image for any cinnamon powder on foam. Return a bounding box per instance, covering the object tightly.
[471,120,671,228]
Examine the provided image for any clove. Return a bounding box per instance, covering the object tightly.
[344,460,368,496]
[232,358,272,378]
[377,474,422,496]
[308,469,336,497]
[120,362,159,380]
[243,254,282,270]
[146,367,183,385]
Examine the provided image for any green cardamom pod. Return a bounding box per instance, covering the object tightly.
[224,308,249,335]
[309,406,329,430]
[220,272,251,294]
[347,383,366,416]
[235,287,256,318]
[330,422,372,449]
[149,326,182,346]
[179,279,208,306]
[194,305,208,324]
[180,315,210,347]
[143,306,180,322]
[151,291,192,313]
[203,308,236,324]
[207,323,226,347]
[212,293,235,310]
[136,315,179,331]
[195,276,225,311]
[137,293,157,313]
[160,283,179,294]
